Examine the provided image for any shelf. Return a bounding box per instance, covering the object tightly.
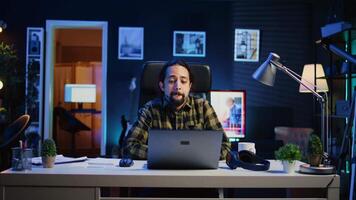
[70,109,101,114]
[315,114,348,118]
[329,115,348,119]
[320,27,356,44]
[317,74,356,79]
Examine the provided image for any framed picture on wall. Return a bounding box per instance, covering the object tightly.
[173,31,206,57]
[234,29,260,62]
[27,29,43,56]
[26,27,44,122]
[118,27,144,60]
[25,27,44,152]
[210,90,246,140]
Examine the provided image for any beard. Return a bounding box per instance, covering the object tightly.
[168,92,187,108]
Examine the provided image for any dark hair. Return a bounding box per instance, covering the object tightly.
[158,59,194,84]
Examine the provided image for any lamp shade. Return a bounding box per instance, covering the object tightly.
[299,64,329,93]
[64,84,96,103]
[252,53,280,86]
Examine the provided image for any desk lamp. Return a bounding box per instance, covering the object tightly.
[252,53,334,174]
[64,84,96,111]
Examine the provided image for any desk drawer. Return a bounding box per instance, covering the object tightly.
[3,186,97,200]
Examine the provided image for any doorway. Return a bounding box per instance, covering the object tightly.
[44,20,108,156]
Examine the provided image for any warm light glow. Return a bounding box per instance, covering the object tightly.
[299,64,329,93]
[0,20,6,33]
[0,80,3,90]
[64,84,96,103]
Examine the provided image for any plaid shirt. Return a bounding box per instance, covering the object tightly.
[124,95,231,160]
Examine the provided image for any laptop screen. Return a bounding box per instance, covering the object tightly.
[147,130,223,169]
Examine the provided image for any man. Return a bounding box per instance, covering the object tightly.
[124,59,231,160]
[222,97,241,128]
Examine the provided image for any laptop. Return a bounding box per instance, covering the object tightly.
[147,130,223,169]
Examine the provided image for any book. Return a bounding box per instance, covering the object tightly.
[87,157,118,165]
[32,155,88,165]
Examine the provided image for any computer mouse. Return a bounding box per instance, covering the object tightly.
[119,158,134,167]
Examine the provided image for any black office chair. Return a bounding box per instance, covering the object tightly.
[0,114,31,170]
[118,61,212,156]
[53,106,90,156]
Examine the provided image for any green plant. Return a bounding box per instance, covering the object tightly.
[41,139,57,157]
[0,42,19,84]
[308,134,323,155]
[307,134,323,166]
[275,143,302,163]
[0,42,24,121]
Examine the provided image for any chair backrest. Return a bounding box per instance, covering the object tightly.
[274,126,314,158]
[53,106,90,133]
[139,61,211,107]
[0,114,30,148]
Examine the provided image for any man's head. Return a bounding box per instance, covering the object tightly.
[159,59,193,109]
[226,97,235,108]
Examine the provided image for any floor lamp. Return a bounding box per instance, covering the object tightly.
[299,64,329,152]
[252,52,334,174]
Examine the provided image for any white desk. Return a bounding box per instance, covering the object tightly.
[0,159,339,200]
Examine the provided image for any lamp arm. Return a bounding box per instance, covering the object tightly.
[270,60,325,102]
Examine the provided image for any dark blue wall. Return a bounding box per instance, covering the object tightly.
[2,0,346,154]
[2,0,233,153]
[231,1,314,139]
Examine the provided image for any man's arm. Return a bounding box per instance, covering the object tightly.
[124,106,152,160]
[203,100,231,160]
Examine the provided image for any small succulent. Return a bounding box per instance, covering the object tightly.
[275,143,302,163]
[307,134,323,166]
[307,134,323,155]
[41,139,57,157]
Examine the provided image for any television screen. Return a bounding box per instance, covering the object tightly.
[64,84,96,103]
[210,90,246,140]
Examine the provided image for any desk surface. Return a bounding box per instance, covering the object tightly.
[0,159,339,189]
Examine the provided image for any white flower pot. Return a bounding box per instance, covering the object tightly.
[282,160,296,173]
[42,156,56,168]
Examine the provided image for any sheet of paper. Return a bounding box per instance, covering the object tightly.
[32,155,88,165]
[87,157,118,165]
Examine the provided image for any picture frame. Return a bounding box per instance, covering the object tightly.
[210,90,246,139]
[27,28,43,56]
[118,27,144,60]
[26,27,44,122]
[25,27,44,141]
[173,31,206,57]
[234,29,260,62]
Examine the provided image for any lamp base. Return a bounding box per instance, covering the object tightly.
[299,164,335,175]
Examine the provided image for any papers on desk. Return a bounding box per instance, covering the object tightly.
[87,157,118,166]
[31,155,88,165]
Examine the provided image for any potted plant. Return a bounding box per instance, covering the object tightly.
[307,134,323,167]
[275,143,302,173]
[41,139,57,168]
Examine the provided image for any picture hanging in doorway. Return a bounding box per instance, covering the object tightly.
[118,27,144,60]
[234,29,260,62]
[173,31,206,57]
